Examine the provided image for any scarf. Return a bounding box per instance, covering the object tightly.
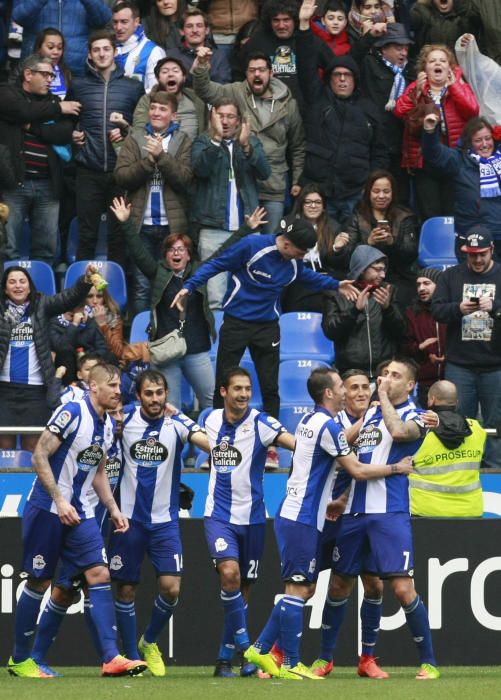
[348,6,387,36]
[115,25,145,67]
[469,146,501,198]
[428,86,448,135]
[50,64,67,98]
[5,300,29,325]
[380,54,407,111]
[145,121,180,139]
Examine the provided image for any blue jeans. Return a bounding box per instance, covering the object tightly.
[445,362,501,469]
[156,351,215,410]
[3,179,59,262]
[134,225,168,314]
[198,228,234,310]
[260,200,284,235]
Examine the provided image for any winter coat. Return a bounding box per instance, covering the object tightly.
[0,276,91,385]
[49,315,109,357]
[203,0,258,35]
[458,0,501,65]
[192,64,304,201]
[0,83,74,196]
[422,128,501,239]
[13,0,111,76]
[410,2,476,52]
[133,88,207,137]
[114,126,192,234]
[393,66,479,169]
[296,28,388,200]
[66,62,144,173]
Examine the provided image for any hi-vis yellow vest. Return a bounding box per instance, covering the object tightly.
[410,419,485,517]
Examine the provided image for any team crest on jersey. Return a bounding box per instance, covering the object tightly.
[51,410,72,433]
[214,537,228,553]
[32,554,46,571]
[130,438,168,467]
[211,437,242,473]
[110,555,123,570]
[355,424,383,453]
[76,444,104,471]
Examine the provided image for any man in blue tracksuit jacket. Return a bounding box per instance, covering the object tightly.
[171,216,356,420]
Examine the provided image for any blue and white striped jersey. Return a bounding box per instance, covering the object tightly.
[90,436,123,532]
[330,409,359,514]
[60,383,87,404]
[119,406,197,524]
[0,317,43,385]
[29,397,114,519]
[278,406,351,531]
[204,408,285,525]
[347,398,426,514]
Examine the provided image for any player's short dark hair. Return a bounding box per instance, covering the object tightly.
[88,29,116,51]
[112,0,140,18]
[136,369,168,393]
[220,366,252,391]
[323,0,347,17]
[78,352,105,371]
[88,363,121,384]
[245,51,273,71]
[341,368,370,383]
[378,356,419,382]
[307,366,339,404]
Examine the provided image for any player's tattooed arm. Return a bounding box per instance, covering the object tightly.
[276,431,295,451]
[32,430,81,525]
[377,386,421,442]
[93,457,129,533]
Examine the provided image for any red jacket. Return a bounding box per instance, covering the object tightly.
[403,302,447,386]
[393,66,479,169]
[310,16,351,56]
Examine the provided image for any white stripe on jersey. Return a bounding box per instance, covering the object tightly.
[120,407,196,524]
[204,408,284,525]
[279,406,351,531]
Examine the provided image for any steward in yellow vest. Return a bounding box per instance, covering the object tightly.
[411,380,485,517]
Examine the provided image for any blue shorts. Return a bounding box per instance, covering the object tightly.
[332,512,414,578]
[319,519,341,571]
[274,515,322,584]
[204,518,265,582]
[22,502,107,581]
[108,519,183,582]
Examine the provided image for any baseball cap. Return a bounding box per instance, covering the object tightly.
[460,225,493,253]
[279,216,317,251]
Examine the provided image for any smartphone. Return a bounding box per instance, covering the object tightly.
[377,220,390,231]
[470,297,479,303]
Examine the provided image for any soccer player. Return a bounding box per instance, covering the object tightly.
[7,364,146,678]
[315,358,440,680]
[203,366,295,678]
[245,366,413,680]
[312,369,389,678]
[108,369,209,676]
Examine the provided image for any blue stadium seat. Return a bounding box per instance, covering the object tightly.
[418,217,458,268]
[0,449,33,469]
[130,311,151,343]
[64,260,127,312]
[279,312,334,363]
[279,404,313,434]
[66,215,108,264]
[279,359,330,404]
[4,260,56,296]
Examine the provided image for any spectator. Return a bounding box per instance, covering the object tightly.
[192,47,305,234]
[143,0,186,51]
[297,2,388,224]
[281,184,350,312]
[170,215,358,467]
[0,263,95,450]
[403,267,446,407]
[347,0,393,40]
[201,0,260,53]
[165,7,231,86]
[357,22,415,203]
[0,54,80,263]
[462,0,501,65]
[191,97,271,309]
[112,0,166,92]
[115,90,192,312]
[322,245,405,379]
[431,225,501,469]
[57,351,103,403]
[229,19,260,81]
[310,0,352,56]
[422,114,501,257]
[11,0,111,76]
[345,169,419,310]
[133,56,206,138]
[394,43,479,220]
[66,30,144,264]
[410,0,476,53]
[34,28,72,98]
[111,196,217,410]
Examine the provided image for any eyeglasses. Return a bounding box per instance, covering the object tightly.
[304,199,323,206]
[167,246,188,254]
[369,265,387,274]
[247,66,269,74]
[32,69,56,81]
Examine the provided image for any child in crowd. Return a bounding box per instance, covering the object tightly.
[310,0,351,56]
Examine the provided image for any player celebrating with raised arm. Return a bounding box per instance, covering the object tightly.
[203,366,295,678]
[108,369,209,677]
[245,367,413,680]
[7,364,146,678]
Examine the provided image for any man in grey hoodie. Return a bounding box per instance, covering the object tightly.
[322,245,405,380]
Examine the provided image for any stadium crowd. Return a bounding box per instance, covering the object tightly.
[0,0,500,683]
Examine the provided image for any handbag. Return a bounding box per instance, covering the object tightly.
[148,308,187,367]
